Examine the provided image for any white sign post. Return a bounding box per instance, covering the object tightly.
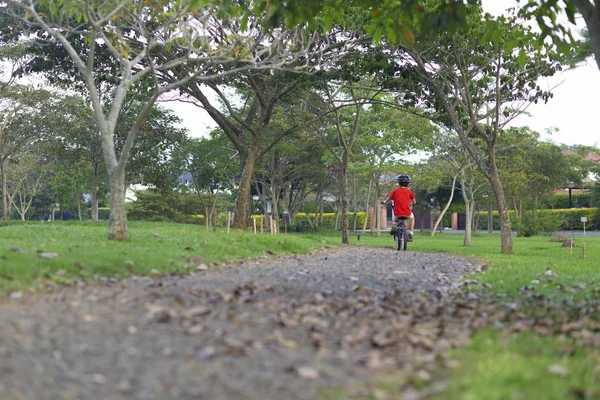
[581,216,588,236]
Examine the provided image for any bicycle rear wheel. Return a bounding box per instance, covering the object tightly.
[402,225,408,251]
[395,229,402,251]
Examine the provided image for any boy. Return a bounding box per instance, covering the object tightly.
[383,174,416,241]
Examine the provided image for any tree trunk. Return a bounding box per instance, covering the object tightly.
[487,199,493,233]
[339,155,350,244]
[91,163,99,222]
[463,198,473,247]
[489,159,513,254]
[1,162,8,220]
[374,184,381,237]
[233,154,258,230]
[362,180,372,233]
[107,169,128,241]
[431,175,458,236]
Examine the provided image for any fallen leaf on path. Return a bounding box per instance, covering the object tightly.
[92,373,106,385]
[196,263,209,272]
[372,330,396,348]
[224,337,245,356]
[183,305,210,319]
[297,366,319,379]
[145,304,173,323]
[197,346,216,361]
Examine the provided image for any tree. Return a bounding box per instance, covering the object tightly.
[0,81,55,219]
[8,0,327,239]
[387,8,562,253]
[428,128,488,245]
[353,101,435,236]
[170,134,239,227]
[6,153,49,220]
[172,66,345,230]
[44,94,106,221]
[253,129,326,227]
[313,82,388,244]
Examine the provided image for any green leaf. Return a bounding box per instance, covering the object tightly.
[517,49,527,68]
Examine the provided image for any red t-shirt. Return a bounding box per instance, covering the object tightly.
[388,187,415,217]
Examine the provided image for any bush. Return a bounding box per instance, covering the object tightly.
[513,212,562,237]
[98,207,111,220]
[541,192,592,209]
[476,208,598,231]
[288,212,369,232]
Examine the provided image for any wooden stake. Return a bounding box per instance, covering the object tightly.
[582,243,586,259]
[570,240,573,259]
[260,215,264,234]
[253,218,257,234]
[226,211,230,233]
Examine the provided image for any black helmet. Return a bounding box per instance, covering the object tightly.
[397,174,411,184]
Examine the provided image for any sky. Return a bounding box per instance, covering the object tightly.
[163,1,600,149]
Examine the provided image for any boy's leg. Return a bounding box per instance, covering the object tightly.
[408,213,415,241]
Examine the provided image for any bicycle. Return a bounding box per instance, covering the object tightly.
[393,216,409,251]
[382,200,410,251]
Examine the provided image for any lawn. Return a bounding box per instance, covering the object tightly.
[354,230,600,301]
[0,221,339,293]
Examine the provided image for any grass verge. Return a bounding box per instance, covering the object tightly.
[431,330,600,400]
[0,221,339,294]
[345,230,600,400]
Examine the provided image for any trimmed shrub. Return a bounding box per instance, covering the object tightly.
[289,212,369,232]
[541,193,592,209]
[476,208,598,231]
[513,212,562,237]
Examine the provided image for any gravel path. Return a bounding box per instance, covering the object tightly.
[0,246,481,400]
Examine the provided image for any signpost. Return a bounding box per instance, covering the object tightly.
[581,216,588,236]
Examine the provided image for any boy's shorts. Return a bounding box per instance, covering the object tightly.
[395,212,414,220]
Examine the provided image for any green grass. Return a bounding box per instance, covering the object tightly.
[432,330,600,400]
[0,221,339,293]
[350,230,600,302]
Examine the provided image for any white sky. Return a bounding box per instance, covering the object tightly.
[163,1,600,148]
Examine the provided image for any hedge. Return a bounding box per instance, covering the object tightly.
[475,208,598,230]
[541,193,592,209]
